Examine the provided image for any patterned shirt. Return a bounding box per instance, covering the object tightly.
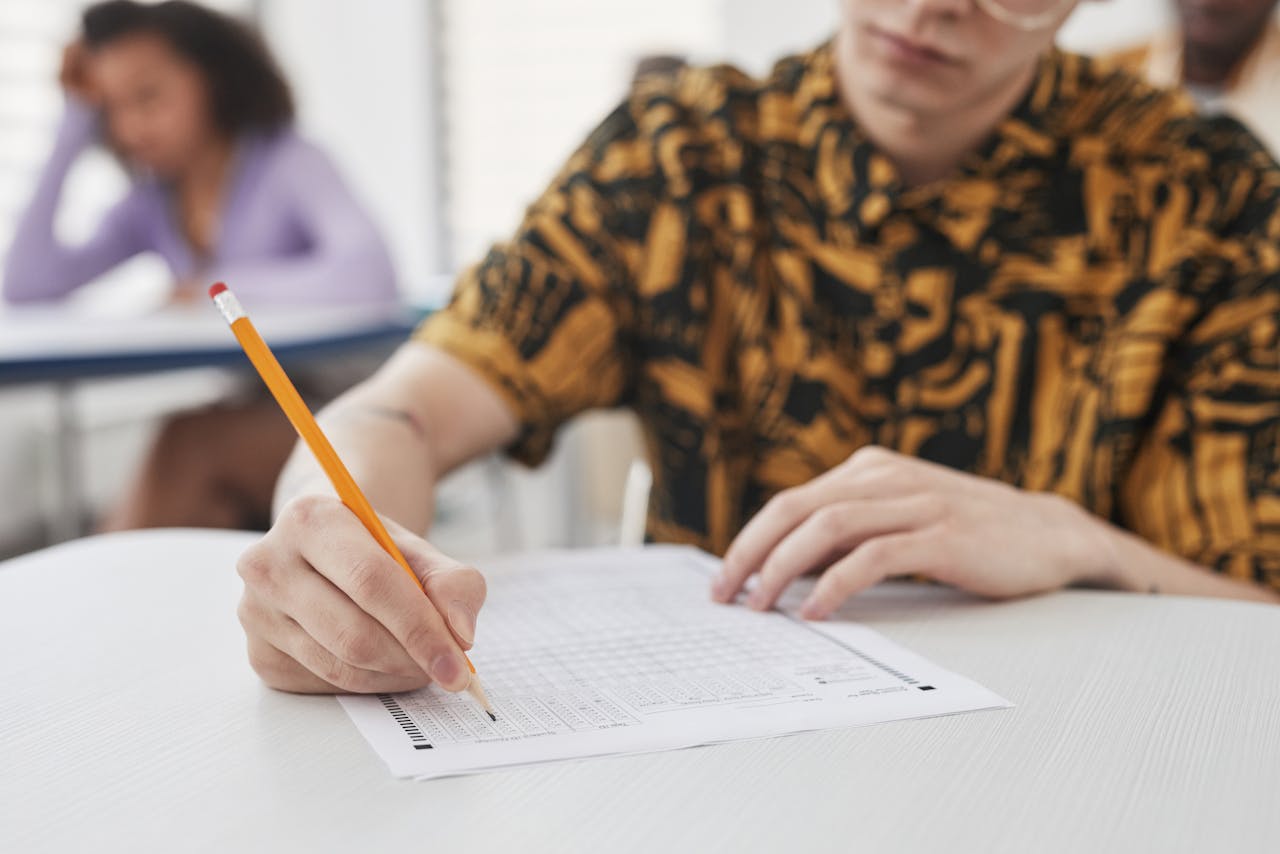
[417,43,1280,591]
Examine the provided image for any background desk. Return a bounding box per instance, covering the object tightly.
[3,530,1278,853]
[0,304,420,543]
[0,303,422,385]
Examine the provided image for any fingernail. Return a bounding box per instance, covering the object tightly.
[746,591,767,610]
[799,598,825,620]
[711,575,728,599]
[431,652,462,689]
[448,600,477,646]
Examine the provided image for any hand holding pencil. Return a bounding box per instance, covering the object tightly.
[212,282,494,715]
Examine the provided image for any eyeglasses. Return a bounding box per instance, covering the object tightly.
[974,0,1077,31]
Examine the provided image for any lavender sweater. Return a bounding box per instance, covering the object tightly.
[3,101,398,305]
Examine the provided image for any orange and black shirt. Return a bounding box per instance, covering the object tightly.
[418,43,1280,591]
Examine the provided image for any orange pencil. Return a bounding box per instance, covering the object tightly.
[208,282,495,719]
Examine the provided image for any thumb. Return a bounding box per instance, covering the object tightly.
[390,525,487,652]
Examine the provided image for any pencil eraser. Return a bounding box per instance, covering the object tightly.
[208,282,228,299]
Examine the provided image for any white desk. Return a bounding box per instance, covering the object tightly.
[0,304,419,543]
[3,530,1278,853]
[0,303,420,382]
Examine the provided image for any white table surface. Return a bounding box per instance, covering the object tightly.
[3,530,1278,853]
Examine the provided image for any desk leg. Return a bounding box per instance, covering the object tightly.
[47,383,85,543]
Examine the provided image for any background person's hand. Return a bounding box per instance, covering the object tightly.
[236,494,485,694]
[713,446,1113,619]
[58,40,99,105]
[168,278,203,305]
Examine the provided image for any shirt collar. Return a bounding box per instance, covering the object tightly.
[797,41,1072,219]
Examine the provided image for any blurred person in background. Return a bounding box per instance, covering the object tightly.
[2,0,397,532]
[1110,0,1280,156]
[226,0,1279,695]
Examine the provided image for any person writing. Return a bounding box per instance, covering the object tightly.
[2,1,397,532]
[232,0,1280,697]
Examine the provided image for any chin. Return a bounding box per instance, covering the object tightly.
[130,155,180,178]
[864,70,961,116]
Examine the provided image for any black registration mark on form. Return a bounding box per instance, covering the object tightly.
[379,694,433,749]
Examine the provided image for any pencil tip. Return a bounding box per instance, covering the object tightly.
[487,711,497,721]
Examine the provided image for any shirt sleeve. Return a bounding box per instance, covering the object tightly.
[1119,133,1280,591]
[2,101,148,303]
[204,137,398,306]
[414,97,652,466]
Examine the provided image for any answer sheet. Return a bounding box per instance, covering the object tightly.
[338,546,1011,779]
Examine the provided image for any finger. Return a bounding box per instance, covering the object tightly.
[388,525,487,651]
[746,496,936,611]
[240,588,430,693]
[268,613,430,694]
[238,526,423,678]
[283,496,472,692]
[244,623,429,695]
[257,550,426,678]
[716,483,837,603]
[799,529,942,620]
[245,636,338,694]
[716,466,916,602]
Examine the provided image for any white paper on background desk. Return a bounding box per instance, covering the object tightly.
[0,303,408,360]
[339,546,1012,780]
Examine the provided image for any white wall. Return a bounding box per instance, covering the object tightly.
[1058,0,1169,53]
[439,0,724,267]
[261,0,447,299]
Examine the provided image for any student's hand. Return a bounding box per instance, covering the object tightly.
[168,279,202,305]
[235,494,486,694]
[59,41,99,106]
[713,446,1113,618]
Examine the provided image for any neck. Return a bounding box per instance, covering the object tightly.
[834,30,1039,187]
[175,135,234,195]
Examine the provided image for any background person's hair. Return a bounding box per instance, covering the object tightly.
[82,0,294,136]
